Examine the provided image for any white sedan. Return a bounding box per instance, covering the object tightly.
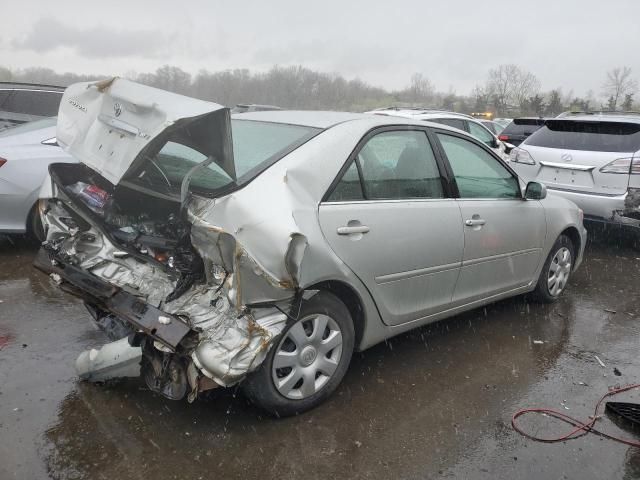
[0,118,75,238]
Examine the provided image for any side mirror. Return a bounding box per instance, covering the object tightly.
[487,138,498,149]
[503,142,515,154]
[524,181,547,200]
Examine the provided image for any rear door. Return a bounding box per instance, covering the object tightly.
[434,131,545,303]
[318,128,464,326]
[519,120,640,196]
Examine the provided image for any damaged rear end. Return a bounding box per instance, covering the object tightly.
[35,78,307,401]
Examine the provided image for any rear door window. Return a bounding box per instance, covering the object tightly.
[526,121,640,152]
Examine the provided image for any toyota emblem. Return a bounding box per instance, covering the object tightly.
[561,153,573,162]
[113,102,122,117]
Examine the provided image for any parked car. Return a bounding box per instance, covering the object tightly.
[480,120,505,135]
[367,109,510,159]
[494,117,513,128]
[498,117,545,147]
[509,113,640,230]
[36,79,585,416]
[0,117,75,238]
[231,103,282,113]
[0,82,64,130]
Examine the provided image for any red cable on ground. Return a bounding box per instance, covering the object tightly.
[512,383,640,447]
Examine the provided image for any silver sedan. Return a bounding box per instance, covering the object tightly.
[39,79,586,416]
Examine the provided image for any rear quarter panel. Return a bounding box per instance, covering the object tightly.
[538,193,586,273]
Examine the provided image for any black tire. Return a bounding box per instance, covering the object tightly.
[532,234,575,303]
[241,291,355,417]
[27,203,45,242]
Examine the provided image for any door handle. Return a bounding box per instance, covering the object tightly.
[465,218,486,227]
[337,225,370,235]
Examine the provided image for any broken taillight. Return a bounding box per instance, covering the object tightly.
[0,157,6,168]
[600,158,640,174]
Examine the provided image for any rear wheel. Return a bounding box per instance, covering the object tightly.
[27,202,45,242]
[241,291,355,417]
[532,234,574,303]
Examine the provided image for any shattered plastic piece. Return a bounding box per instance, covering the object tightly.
[614,368,622,376]
[50,273,62,285]
[532,340,544,345]
[604,309,617,314]
[76,337,142,382]
[68,181,111,214]
[595,355,606,368]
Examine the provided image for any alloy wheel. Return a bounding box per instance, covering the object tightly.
[547,246,572,297]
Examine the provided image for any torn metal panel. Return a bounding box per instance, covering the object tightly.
[192,309,287,386]
[39,190,289,390]
[57,78,234,185]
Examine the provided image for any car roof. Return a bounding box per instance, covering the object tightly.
[232,109,466,133]
[552,113,640,125]
[368,108,473,119]
[236,103,281,109]
[234,110,386,128]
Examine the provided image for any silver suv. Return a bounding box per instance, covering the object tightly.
[509,113,640,229]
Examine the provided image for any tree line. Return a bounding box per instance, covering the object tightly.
[1,63,637,117]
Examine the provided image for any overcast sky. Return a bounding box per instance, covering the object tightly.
[2,0,639,95]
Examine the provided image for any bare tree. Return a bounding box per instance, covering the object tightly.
[485,64,540,115]
[408,73,435,105]
[602,66,637,110]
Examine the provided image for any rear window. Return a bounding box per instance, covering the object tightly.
[130,119,321,196]
[525,121,640,153]
[0,90,62,116]
[502,121,543,136]
[431,118,466,131]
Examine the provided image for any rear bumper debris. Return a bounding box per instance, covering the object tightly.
[34,248,191,350]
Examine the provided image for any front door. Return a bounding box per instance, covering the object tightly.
[434,131,546,303]
[319,128,464,326]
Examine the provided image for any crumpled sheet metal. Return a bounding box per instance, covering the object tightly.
[43,199,287,387]
[164,284,287,386]
[189,196,308,307]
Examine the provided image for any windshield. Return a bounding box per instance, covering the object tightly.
[525,121,640,152]
[128,119,320,196]
[0,116,57,137]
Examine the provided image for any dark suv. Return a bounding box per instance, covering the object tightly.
[498,117,545,147]
[0,82,64,130]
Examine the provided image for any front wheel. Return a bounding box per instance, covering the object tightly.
[531,234,574,303]
[241,291,355,417]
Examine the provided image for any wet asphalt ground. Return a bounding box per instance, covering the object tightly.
[2,230,640,479]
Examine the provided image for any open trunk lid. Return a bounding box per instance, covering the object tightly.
[521,119,640,195]
[57,78,234,185]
